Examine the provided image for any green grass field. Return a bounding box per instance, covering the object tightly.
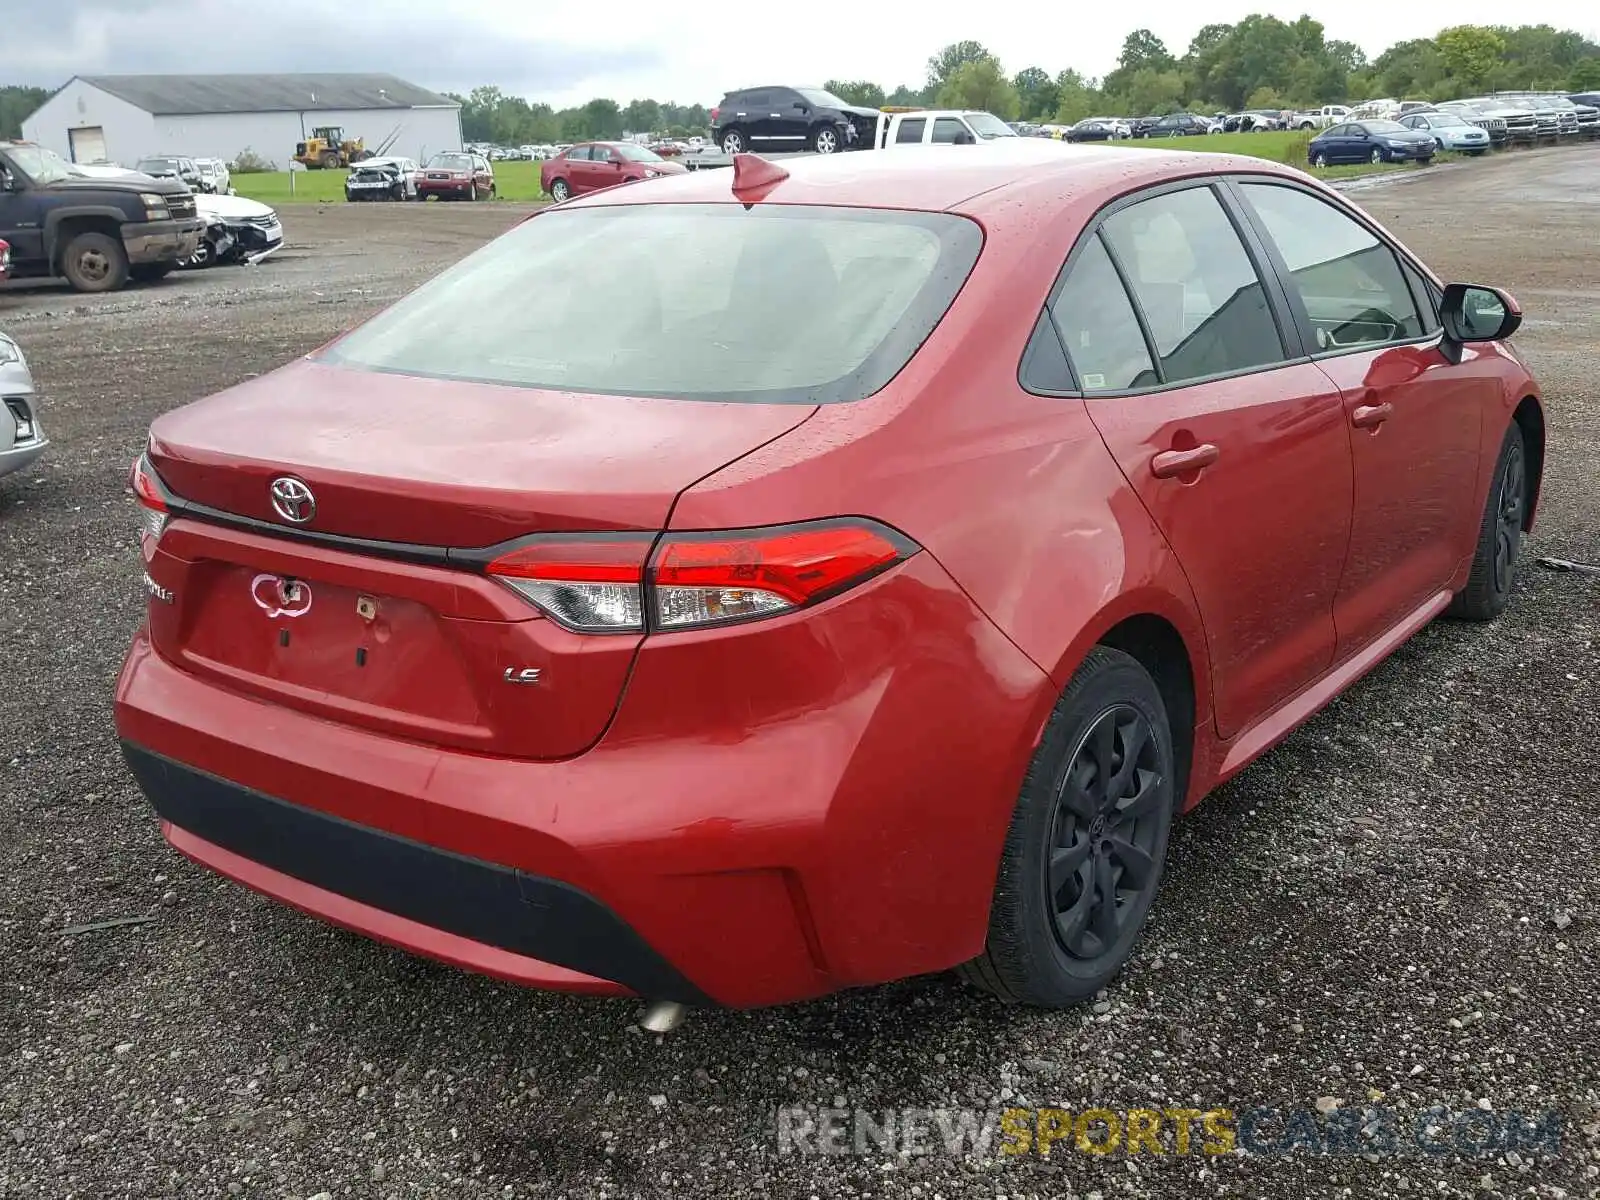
[234,160,553,204]
[236,130,1493,204]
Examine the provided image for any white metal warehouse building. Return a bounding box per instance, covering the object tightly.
[21,73,463,169]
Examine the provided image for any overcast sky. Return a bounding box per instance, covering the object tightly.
[11,0,1598,109]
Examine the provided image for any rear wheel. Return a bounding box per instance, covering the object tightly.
[1313,152,1329,168]
[59,231,129,293]
[320,151,340,170]
[549,178,571,202]
[719,128,746,154]
[1446,422,1527,622]
[959,647,1177,1007]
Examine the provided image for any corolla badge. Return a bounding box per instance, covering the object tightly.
[251,574,313,619]
[269,476,316,524]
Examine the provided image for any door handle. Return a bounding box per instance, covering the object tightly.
[1151,444,1220,478]
[1352,402,1394,429]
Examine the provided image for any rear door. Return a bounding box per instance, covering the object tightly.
[1060,181,1355,738]
[1232,178,1485,657]
[566,145,597,192]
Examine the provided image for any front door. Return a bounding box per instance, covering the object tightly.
[1057,182,1355,738]
[0,154,46,263]
[1233,179,1486,656]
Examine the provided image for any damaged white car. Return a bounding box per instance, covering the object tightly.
[183,192,284,269]
[0,332,46,481]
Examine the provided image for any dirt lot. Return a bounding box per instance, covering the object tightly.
[1,150,1597,1199]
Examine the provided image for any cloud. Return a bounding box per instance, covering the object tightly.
[6,0,663,100]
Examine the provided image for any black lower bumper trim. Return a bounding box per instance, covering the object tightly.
[120,744,711,1005]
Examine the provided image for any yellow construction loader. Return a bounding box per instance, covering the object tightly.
[293,126,371,170]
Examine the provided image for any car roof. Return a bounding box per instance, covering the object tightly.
[560,141,1309,219]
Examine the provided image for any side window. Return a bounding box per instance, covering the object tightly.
[567,146,591,161]
[744,91,772,109]
[895,118,926,144]
[1100,185,1287,385]
[1238,182,1425,350]
[1049,234,1157,392]
[931,118,967,143]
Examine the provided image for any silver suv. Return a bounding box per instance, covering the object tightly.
[0,332,45,481]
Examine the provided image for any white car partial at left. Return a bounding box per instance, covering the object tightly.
[0,333,46,481]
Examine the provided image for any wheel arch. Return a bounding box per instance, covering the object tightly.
[1512,395,1545,532]
[1038,587,1213,811]
[44,208,126,265]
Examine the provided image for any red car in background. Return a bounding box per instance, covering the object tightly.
[117,143,1543,1014]
[417,151,495,201]
[540,141,688,202]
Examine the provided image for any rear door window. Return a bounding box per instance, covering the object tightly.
[895,118,927,143]
[1099,185,1287,384]
[1048,235,1157,392]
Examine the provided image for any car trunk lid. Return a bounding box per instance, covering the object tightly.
[140,358,817,759]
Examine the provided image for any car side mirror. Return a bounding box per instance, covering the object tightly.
[1439,283,1522,361]
[954,131,976,145]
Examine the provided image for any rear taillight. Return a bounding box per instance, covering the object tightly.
[484,520,916,634]
[130,452,170,550]
[710,107,720,122]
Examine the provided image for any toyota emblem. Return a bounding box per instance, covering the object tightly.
[269,476,316,524]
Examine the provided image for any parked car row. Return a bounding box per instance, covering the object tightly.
[345,152,497,202]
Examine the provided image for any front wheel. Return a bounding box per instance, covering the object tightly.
[959,646,1177,1007]
[1370,148,1385,164]
[59,230,130,293]
[1446,422,1527,621]
[549,178,571,203]
[811,126,840,154]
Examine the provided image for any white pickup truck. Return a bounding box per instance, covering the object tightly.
[1293,104,1353,130]
[868,109,1020,148]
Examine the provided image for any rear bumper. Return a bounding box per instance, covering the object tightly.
[123,744,710,1001]
[114,554,1051,1007]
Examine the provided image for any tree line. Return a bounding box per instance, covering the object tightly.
[445,18,1598,143]
[3,20,1596,145]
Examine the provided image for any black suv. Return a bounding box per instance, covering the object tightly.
[711,87,882,155]
[1131,113,1214,138]
[0,142,203,292]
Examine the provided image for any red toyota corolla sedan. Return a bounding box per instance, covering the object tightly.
[116,141,1544,1012]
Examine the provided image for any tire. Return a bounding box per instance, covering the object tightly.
[1370,148,1385,164]
[180,237,214,270]
[320,151,340,170]
[59,230,129,293]
[130,263,174,283]
[719,128,746,154]
[811,125,840,154]
[1313,152,1329,168]
[1446,422,1527,622]
[959,646,1177,1007]
[392,184,405,201]
[549,178,571,203]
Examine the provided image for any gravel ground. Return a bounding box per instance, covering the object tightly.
[2,150,1597,1200]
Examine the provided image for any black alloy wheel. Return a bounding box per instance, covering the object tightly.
[1044,705,1165,961]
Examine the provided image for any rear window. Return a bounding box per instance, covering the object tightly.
[318,203,984,405]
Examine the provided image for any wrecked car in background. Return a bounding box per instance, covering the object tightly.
[345,157,421,201]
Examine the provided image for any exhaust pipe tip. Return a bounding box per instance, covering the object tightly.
[639,1000,689,1034]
